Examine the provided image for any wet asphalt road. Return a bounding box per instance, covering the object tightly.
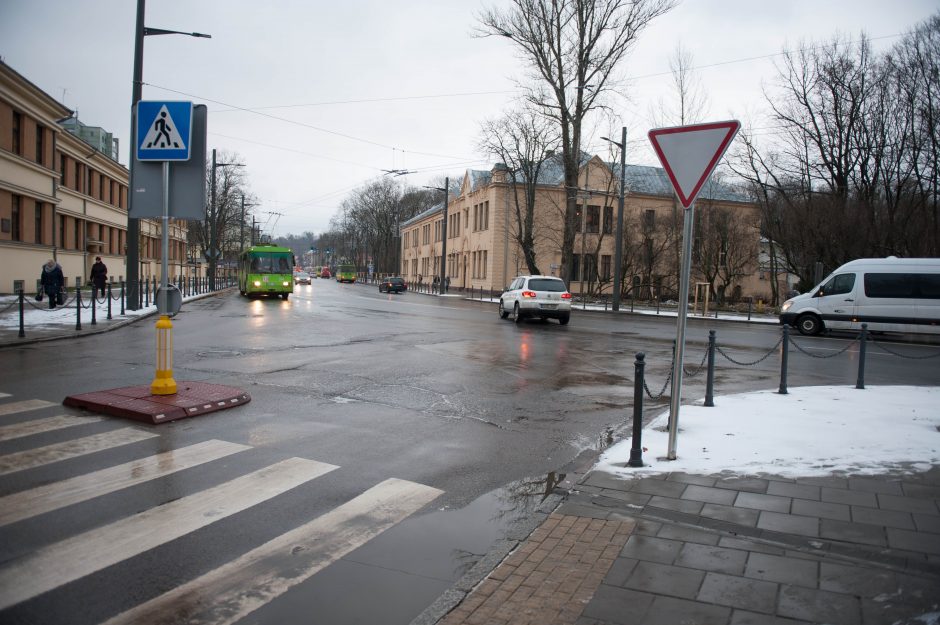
[1,280,938,624]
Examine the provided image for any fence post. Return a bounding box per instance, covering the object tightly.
[91,286,97,325]
[138,278,143,309]
[629,352,646,467]
[704,330,716,407]
[144,278,150,307]
[120,281,125,316]
[856,323,868,390]
[75,287,82,331]
[18,289,25,338]
[747,297,753,321]
[778,325,789,395]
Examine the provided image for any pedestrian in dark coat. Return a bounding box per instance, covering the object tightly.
[40,259,65,309]
[91,256,108,295]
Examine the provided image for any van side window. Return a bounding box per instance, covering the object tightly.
[864,273,916,298]
[816,274,855,297]
[919,274,940,299]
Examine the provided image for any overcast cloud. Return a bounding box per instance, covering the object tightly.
[1,0,936,237]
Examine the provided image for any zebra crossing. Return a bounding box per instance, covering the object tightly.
[0,393,444,624]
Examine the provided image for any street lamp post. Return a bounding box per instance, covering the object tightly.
[601,127,627,311]
[423,177,449,293]
[208,149,243,290]
[127,0,210,310]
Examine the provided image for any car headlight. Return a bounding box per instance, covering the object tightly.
[781,300,792,312]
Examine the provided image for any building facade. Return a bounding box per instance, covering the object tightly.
[401,154,770,303]
[0,61,193,294]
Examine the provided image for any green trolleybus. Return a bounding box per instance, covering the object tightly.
[238,244,295,299]
[335,264,357,283]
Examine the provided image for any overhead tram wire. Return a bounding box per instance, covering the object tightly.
[143,82,477,162]
[208,89,515,112]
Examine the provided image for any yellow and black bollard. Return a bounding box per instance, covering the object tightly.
[150,314,177,395]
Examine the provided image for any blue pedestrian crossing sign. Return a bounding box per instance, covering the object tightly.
[136,101,193,161]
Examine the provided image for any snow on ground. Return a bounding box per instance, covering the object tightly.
[597,386,940,478]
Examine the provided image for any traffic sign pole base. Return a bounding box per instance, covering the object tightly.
[150,370,177,396]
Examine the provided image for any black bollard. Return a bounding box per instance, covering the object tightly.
[75,287,82,331]
[138,278,143,309]
[778,325,789,394]
[91,286,97,325]
[856,323,868,390]
[120,281,125,316]
[107,283,113,320]
[629,353,646,467]
[704,330,716,407]
[18,289,25,338]
[144,278,150,307]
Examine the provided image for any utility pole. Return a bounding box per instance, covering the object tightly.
[602,127,627,311]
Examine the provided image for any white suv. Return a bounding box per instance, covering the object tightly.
[498,275,572,325]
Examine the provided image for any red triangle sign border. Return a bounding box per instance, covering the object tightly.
[648,120,741,209]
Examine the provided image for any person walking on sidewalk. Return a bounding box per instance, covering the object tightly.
[39,259,64,310]
[90,256,108,298]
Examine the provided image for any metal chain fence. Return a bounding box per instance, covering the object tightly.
[869,337,940,359]
[786,334,857,359]
[715,335,784,366]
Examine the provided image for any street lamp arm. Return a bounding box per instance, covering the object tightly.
[144,27,212,38]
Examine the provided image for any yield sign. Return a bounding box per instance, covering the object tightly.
[648,120,740,208]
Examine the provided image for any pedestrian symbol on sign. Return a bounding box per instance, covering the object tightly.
[142,106,186,150]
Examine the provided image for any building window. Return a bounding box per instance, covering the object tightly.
[481,250,487,278]
[11,195,21,241]
[601,254,611,281]
[603,206,613,234]
[35,202,43,244]
[571,254,581,282]
[12,112,22,155]
[483,201,489,230]
[643,209,655,231]
[59,215,66,249]
[586,205,600,234]
[35,124,45,166]
[75,218,81,249]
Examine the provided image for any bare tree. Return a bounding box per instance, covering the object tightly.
[479,106,561,274]
[478,0,675,285]
[693,202,759,304]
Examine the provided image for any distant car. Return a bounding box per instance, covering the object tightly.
[293,271,311,285]
[498,275,572,325]
[379,277,407,293]
[320,268,331,279]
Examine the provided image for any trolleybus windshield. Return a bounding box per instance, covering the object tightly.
[249,254,292,273]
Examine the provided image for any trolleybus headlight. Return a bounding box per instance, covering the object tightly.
[282,281,290,287]
[253,280,261,287]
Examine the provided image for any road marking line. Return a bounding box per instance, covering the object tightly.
[0,439,251,527]
[0,399,57,417]
[0,428,159,476]
[101,478,443,625]
[0,392,10,399]
[0,457,338,610]
[0,414,104,442]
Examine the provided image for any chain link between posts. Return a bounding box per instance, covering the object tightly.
[869,336,940,359]
[786,334,857,359]
[715,335,785,366]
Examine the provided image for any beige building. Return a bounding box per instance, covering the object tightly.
[0,61,192,295]
[401,154,772,303]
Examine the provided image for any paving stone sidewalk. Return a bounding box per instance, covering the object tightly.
[433,467,940,625]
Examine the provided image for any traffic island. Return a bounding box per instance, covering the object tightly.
[64,381,250,424]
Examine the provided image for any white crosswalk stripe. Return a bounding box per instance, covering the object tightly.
[0,392,11,399]
[0,427,158,476]
[0,439,250,527]
[102,478,444,625]
[0,398,57,417]
[0,456,338,610]
[0,414,104,442]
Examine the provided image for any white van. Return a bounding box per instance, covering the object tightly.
[779,258,940,336]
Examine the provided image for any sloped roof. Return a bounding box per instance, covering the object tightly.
[611,163,751,203]
[400,201,445,228]
[462,169,492,192]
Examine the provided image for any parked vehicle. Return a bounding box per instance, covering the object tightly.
[320,267,331,279]
[379,277,407,293]
[779,257,940,336]
[498,275,572,325]
[237,244,295,300]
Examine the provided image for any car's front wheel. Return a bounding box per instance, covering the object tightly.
[498,299,509,319]
[796,313,822,336]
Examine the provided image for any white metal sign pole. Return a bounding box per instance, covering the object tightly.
[160,161,170,314]
[668,200,695,460]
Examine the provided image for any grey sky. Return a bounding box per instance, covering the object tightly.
[1,0,936,237]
